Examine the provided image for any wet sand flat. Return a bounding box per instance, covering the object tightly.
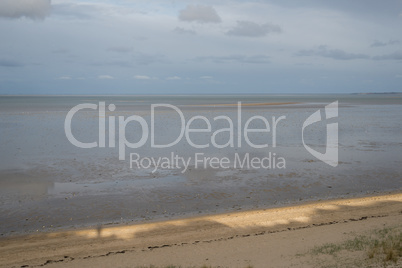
[1,97,401,236]
[0,192,401,268]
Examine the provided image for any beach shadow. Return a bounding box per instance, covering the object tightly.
[0,194,401,267]
[128,197,402,246]
[96,224,102,238]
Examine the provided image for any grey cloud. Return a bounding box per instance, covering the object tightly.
[0,0,50,20]
[166,76,181,80]
[370,39,400,47]
[179,5,221,23]
[98,75,114,80]
[134,75,151,80]
[0,59,23,67]
[373,51,402,60]
[226,21,281,37]
[296,46,370,60]
[196,54,270,64]
[269,0,402,18]
[57,76,72,80]
[297,45,402,61]
[173,27,196,35]
[387,40,399,45]
[371,40,387,47]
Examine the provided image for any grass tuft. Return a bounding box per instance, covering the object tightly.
[309,225,401,266]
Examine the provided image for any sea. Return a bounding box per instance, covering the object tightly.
[0,94,401,236]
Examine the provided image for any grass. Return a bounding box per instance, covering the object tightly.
[311,235,371,255]
[309,225,401,267]
[367,226,402,263]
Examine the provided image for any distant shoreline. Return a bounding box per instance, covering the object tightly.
[0,92,401,97]
[351,92,402,95]
[180,102,299,107]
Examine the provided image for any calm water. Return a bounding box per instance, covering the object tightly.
[0,94,401,236]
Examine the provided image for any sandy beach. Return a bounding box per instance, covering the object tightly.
[0,192,401,268]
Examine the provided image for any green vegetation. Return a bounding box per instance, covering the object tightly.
[309,225,401,267]
[311,235,371,255]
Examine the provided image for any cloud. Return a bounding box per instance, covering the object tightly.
[370,40,387,47]
[296,46,370,60]
[268,0,402,19]
[172,27,196,35]
[57,76,72,80]
[167,76,181,80]
[0,59,23,67]
[372,51,402,60]
[196,54,270,64]
[370,39,400,47]
[134,75,151,80]
[395,74,402,78]
[226,21,282,37]
[179,5,221,23]
[297,46,402,61]
[200,76,213,79]
[98,75,114,79]
[0,0,51,20]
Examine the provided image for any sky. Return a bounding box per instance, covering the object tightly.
[0,0,401,95]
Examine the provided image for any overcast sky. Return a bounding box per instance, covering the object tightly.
[0,0,401,94]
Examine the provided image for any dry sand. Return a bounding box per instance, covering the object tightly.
[1,192,401,268]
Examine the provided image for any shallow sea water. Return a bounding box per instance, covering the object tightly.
[0,94,401,236]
